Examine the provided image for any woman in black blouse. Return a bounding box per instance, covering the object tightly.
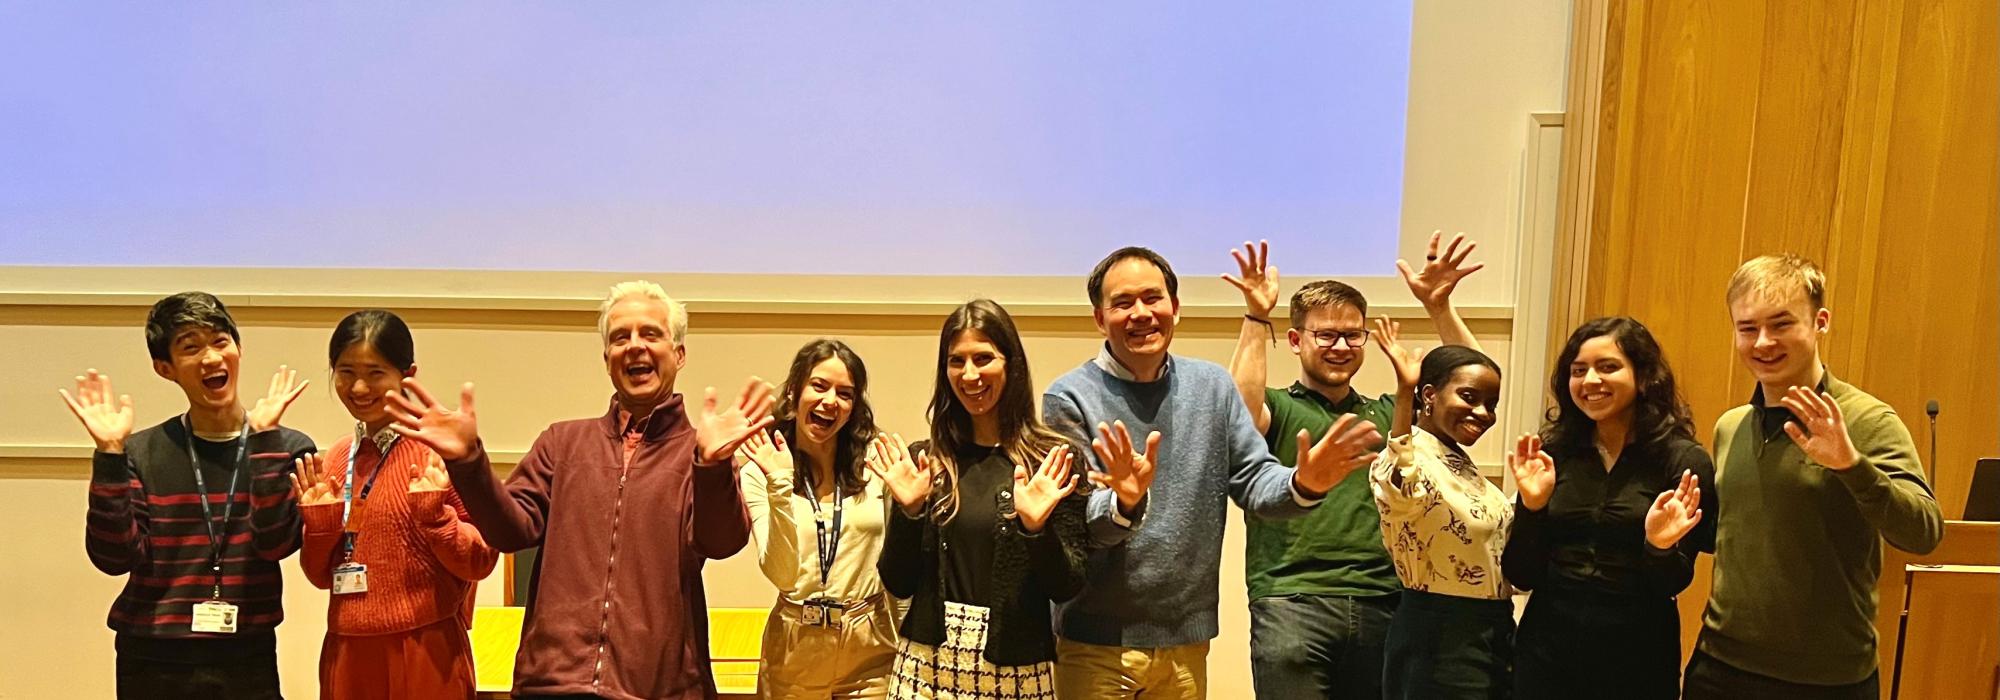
[1501,316,1715,699]
[870,299,1090,700]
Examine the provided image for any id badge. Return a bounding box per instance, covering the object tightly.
[332,562,369,595]
[192,601,239,634]
[801,603,824,626]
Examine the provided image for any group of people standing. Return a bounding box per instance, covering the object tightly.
[67,235,1943,700]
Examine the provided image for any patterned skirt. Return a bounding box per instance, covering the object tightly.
[888,601,1057,700]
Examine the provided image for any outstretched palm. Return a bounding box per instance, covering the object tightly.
[1508,434,1556,511]
[1089,420,1159,515]
[385,378,480,462]
[59,369,135,452]
[695,378,776,463]
[1013,445,1079,533]
[1221,240,1281,319]
[1397,230,1484,309]
[736,429,794,477]
[1644,470,1703,549]
[289,453,340,507]
[247,365,311,433]
[865,433,933,514]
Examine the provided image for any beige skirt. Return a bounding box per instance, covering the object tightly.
[888,601,1056,700]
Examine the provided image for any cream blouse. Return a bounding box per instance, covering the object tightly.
[1369,429,1514,600]
[741,464,891,605]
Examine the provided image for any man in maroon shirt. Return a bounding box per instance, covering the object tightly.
[386,280,774,700]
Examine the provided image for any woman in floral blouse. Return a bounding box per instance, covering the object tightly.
[1368,319,1514,700]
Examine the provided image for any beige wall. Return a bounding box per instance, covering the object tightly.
[0,1,1571,697]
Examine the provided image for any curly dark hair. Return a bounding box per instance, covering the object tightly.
[772,339,877,499]
[1539,316,1694,453]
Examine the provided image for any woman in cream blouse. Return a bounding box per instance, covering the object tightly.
[738,339,899,699]
[1368,320,1514,699]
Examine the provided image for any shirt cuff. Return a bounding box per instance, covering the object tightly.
[1108,494,1143,529]
[1290,478,1327,508]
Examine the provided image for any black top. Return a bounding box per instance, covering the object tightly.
[1502,434,1718,599]
[878,441,1088,666]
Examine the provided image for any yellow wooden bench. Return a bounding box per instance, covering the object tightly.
[471,606,768,698]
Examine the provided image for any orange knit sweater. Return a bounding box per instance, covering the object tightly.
[299,434,498,636]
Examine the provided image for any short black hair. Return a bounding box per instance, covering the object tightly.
[1086,246,1179,308]
[329,309,416,372]
[144,292,239,362]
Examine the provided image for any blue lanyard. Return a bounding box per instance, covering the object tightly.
[801,466,843,587]
[339,433,398,560]
[181,415,247,600]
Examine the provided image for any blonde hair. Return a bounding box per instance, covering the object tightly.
[596,280,688,346]
[1726,254,1826,310]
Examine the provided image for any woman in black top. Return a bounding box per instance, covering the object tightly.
[1501,316,1716,699]
[870,299,1090,700]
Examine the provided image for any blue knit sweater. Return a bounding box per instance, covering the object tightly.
[1042,349,1313,647]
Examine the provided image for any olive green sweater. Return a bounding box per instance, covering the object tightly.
[1698,372,1943,685]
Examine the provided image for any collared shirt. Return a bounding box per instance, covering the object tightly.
[1501,434,1715,600]
[1370,429,1514,600]
[1244,383,1401,600]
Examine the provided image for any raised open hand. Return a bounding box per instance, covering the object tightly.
[1089,421,1159,516]
[289,453,340,507]
[59,369,135,453]
[1508,434,1556,511]
[385,378,480,462]
[1013,444,1079,533]
[735,429,794,477]
[1293,414,1384,495]
[696,377,776,463]
[865,433,933,514]
[1220,240,1281,320]
[246,365,310,433]
[408,451,452,494]
[1779,386,1859,470]
[1397,230,1484,310]
[1644,469,1703,549]
[1370,317,1425,390]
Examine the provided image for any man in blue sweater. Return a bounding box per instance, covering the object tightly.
[1044,246,1386,699]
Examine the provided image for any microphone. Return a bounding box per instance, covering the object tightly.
[1925,400,1939,483]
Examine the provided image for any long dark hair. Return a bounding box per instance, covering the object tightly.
[328,310,416,371]
[926,299,1076,523]
[772,339,876,499]
[1540,316,1694,453]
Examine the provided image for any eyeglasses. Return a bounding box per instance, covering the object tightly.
[1303,329,1369,348]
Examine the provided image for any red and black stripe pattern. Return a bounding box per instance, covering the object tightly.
[86,417,314,638]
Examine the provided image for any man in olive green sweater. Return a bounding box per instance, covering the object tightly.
[1684,254,1943,699]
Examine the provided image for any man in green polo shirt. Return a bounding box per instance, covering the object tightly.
[1222,234,1482,698]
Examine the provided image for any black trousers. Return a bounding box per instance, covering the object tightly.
[1682,650,1879,700]
[1513,588,1680,700]
[115,651,281,700]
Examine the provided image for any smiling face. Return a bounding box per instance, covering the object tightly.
[333,342,415,430]
[1290,303,1368,393]
[945,329,1007,418]
[1568,335,1637,424]
[602,296,686,408]
[1421,364,1502,447]
[792,356,856,448]
[1092,257,1179,373]
[152,324,241,414]
[1730,288,1828,393]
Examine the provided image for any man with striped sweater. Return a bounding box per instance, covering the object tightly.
[63,292,316,700]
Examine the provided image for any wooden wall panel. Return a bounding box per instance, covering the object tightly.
[1559,0,1997,695]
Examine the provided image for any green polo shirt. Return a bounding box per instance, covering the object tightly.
[1242,382,1401,600]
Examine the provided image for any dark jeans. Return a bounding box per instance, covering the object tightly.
[1514,588,1679,700]
[1249,592,1398,700]
[1382,588,1513,700]
[1682,650,1879,700]
[115,651,281,700]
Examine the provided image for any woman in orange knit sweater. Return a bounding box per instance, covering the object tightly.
[290,310,498,699]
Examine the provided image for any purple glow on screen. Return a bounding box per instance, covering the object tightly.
[0,2,1411,277]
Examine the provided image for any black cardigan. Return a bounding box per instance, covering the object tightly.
[878,442,1089,666]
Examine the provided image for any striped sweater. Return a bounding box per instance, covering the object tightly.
[86,417,315,647]
[298,432,496,636]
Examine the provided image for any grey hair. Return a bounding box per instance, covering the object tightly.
[596,280,688,346]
